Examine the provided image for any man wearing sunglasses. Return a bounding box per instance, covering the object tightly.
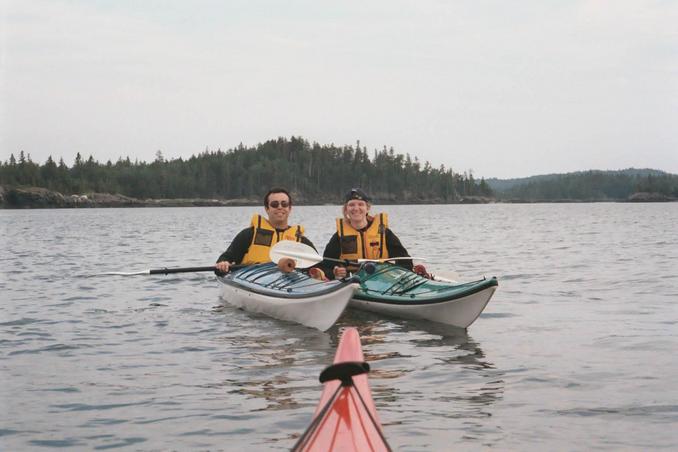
[215,187,317,273]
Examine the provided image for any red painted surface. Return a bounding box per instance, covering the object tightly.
[297,327,389,452]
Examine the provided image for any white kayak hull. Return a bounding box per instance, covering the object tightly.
[220,283,355,331]
[350,284,497,329]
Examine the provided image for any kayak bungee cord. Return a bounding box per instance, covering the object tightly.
[348,380,393,452]
[291,382,344,451]
[381,272,420,295]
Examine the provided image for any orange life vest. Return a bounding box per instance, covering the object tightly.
[241,214,305,264]
[335,213,389,261]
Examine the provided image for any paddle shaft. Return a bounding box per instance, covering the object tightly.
[94,264,249,277]
[272,247,414,267]
[150,266,217,275]
[150,264,247,275]
[271,248,350,267]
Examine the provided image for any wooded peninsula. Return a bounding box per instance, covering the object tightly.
[1,137,676,208]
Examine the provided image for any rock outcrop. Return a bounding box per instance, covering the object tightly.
[627,192,677,202]
[0,186,258,208]
[4,186,69,208]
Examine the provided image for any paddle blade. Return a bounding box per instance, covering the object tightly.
[269,241,322,269]
[430,270,460,283]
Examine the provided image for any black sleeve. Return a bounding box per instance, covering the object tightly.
[386,229,413,270]
[216,227,254,264]
[319,233,342,279]
[300,235,318,252]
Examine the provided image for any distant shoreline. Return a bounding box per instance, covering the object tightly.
[0,185,494,208]
[0,186,259,209]
[1,185,675,209]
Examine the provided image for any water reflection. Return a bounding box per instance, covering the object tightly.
[206,314,334,413]
[209,300,503,447]
[335,309,504,445]
[227,376,303,412]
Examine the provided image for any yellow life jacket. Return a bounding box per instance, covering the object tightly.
[335,213,389,261]
[241,214,305,265]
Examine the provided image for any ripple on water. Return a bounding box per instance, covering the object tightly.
[50,401,148,412]
[92,437,147,450]
[8,343,88,356]
[81,419,127,427]
[554,404,678,420]
[29,438,86,448]
[62,295,98,301]
[31,387,81,393]
[0,317,44,326]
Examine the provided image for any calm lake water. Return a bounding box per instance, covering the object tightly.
[2,204,677,451]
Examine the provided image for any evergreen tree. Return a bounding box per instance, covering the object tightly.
[0,137,504,202]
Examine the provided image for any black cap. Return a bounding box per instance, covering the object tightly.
[344,188,371,203]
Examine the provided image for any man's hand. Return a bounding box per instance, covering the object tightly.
[413,264,431,279]
[333,266,347,279]
[308,268,328,281]
[215,261,233,274]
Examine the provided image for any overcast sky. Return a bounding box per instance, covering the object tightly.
[1,0,676,179]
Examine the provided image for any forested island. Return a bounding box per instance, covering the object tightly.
[0,137,492,207]
[487,169,678,203]
[1,136,677,208]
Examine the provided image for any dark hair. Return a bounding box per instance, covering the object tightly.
[264,187,292,207]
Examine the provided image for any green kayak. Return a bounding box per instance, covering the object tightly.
[350,263,498,328]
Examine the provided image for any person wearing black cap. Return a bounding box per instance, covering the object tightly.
[320,188,413,279]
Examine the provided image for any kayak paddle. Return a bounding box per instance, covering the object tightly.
[269,241,425,268]
[92,265,245,277]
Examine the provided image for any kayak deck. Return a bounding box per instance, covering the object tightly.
[217,263,356,330]
[221,263,351,299]
[293,327,391,452]
[351,263,498,328]
[355,263,498,303]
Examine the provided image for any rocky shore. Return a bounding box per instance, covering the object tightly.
[1,185,673,208]
[626,192,678,202]
[0,185,498,208]
[0,186,258,208]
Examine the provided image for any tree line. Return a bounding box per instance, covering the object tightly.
[494,170,678,201]
[0,137,493,203]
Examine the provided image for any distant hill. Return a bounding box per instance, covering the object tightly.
[487,168,678,201]
[486,168,670,192]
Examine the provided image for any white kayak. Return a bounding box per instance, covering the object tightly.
[217,263,356,331]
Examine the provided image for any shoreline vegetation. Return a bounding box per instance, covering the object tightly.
[1,185,674,209]
[0,185,499,208]
[2,137,677,208]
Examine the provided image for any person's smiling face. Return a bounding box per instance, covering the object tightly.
[265,192,291,228]
[344,199,369,227]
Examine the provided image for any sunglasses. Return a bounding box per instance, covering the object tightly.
[268,200,290,208]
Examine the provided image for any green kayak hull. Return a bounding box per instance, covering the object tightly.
[351,263,498,328]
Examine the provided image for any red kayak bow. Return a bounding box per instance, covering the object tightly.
[292,327,391,452]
